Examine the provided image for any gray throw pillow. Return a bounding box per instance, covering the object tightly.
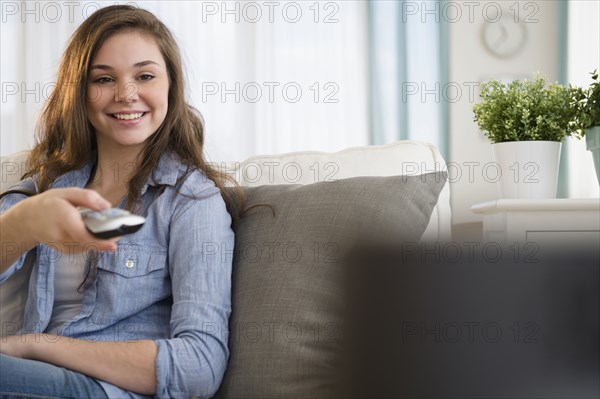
[215,173,447,399]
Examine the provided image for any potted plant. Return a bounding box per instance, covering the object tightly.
[575,70,600,184]
[473,75,582,199]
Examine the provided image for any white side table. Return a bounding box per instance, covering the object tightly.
[471,199,600,246]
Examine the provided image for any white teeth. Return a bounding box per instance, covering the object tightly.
[113,113,144,120]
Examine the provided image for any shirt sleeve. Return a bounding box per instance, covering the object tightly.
[154,180,234,399]
[0,178,38,284]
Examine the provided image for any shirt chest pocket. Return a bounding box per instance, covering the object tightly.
[93,243,169,321]
[98,243,168,278]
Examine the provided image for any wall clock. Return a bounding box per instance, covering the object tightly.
[481,14,528,59]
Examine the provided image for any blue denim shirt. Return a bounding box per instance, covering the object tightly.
[0,152,234,399]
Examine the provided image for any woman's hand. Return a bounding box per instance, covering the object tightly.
[1,188,119,273]
[16,188,118,252]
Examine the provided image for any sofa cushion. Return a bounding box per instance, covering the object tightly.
[223,140,452,242]
[215,172,447,399]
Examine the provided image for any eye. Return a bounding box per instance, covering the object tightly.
[93,76,114,84]
[139,74,155,82]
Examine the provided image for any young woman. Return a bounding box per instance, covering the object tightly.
[0,5,235,398]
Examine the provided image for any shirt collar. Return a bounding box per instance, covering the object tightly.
[140,151,183,195]
[52,151,184,194]
[52,160,94,189]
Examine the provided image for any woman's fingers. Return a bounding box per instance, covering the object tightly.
[43,188,111,211]
[18,188,119,253]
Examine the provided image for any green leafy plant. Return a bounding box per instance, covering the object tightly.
[577,70,600,131]
[473,75,583,143]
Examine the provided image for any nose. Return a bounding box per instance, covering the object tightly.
[114,81,139,103]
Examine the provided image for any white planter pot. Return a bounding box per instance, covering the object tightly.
[585,126,600,185]
[492,141,562,199]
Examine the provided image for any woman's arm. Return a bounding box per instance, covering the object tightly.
[154,184,234,399]
[0,334,158,395]
[1,188,118,273]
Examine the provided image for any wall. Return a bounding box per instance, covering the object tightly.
[448,0,559,225]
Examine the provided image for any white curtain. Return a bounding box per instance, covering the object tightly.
[368,0,446,156]
[0,1,369,162]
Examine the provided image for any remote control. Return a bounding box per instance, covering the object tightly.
[79,208,145,239]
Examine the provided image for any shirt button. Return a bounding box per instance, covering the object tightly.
[125,260,135,269]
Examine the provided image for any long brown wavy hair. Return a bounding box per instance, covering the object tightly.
[25,4,238,213]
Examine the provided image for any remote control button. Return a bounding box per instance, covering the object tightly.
[103,208,129,217]
[83,212,106,221]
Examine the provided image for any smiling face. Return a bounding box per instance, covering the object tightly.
[86,30,169,154]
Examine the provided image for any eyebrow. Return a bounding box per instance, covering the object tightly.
[90,60,160,71]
